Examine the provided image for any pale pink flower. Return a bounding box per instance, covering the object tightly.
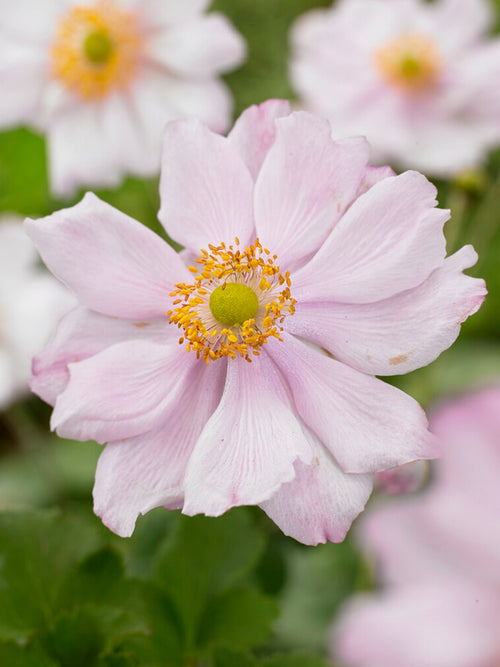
[26,100,485,543]
[333,388,500,667]
[0,0,245,197]
[0,219,73,408]
[290,0,500,176]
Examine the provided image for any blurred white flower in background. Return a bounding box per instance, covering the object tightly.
[332,387,500,667]
[0,220,73,408]
[0,0,246,197]
[290,0,500,177]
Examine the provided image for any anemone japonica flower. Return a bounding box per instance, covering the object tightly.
[333,387,500,667]
[0,0,245,197]
[0,219,73,408]
[290,0,500,177]
[26,100,485,544]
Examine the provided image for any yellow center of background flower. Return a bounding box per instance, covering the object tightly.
[168,239,296,364]
[50,0,143,100]
[374,32,442,94]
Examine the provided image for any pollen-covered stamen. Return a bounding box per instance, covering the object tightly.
[50,0,143,100]
[168,238,296,364]
[374,32,442,94]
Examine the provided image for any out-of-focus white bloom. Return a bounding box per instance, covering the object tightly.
[332,388,500,667]
[0,0,246,197]
[0,220,73,407]
[290,0,500,176]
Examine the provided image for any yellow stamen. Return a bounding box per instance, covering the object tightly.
[50,0,143,100]
[168,238,296,364]
[374,32,442,95]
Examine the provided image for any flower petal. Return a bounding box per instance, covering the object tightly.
[146,14,245,77]
[25,192,190,319]
[93,359,225,537]
[159,118,255,253]
[254,111,370,270]
[292,171,448,304]
[51,340,196,444]
[261,428,373,545]
[287,245,486,375]
[182,352,313,517]
[267,334,437,473]
[334,581,500,667]
[31,306,172,405]
[227,99,291,180]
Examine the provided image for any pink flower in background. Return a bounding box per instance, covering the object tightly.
[290,0,500,176]
[0,220,73,408]
[26,100,484,544]
[333,388,500,667]
[0,0,245,197]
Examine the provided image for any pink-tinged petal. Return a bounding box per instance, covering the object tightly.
[267,334,437,473]
[131,0,210,27]
[261,429,373,545]
[359,498,457,586]
[182,352,313,517]
[93,359,225,537]
[426,0,493,54]
[146,14,246,77]
[31,306,172,405]
[0,37,47,130]
[159,118,255,253]
[292,171,448,303]
[334,582,500,667]
[254,112,370,271]
[51,340,195,444]
[25,193,190,319]
[132,69,234,140]
[356,164,395,196]
[228,99,291,180]
[287,245,485,375]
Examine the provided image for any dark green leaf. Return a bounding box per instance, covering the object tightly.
[198,586,278,651]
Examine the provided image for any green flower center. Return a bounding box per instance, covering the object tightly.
[84,30,114,64]
[399,55,421,80]
[209,283,259,327]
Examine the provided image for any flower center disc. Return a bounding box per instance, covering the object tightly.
[209,283,259,327]
[50,0,143,99]
[168,238,296,364]
[84,30,114,64]
[374,32,442,94]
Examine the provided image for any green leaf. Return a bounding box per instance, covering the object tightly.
[0,128,50,216]
[198,586,278,651]
[42,606,105,667]
[213,647,257,667]
[274,539,366,654]
[153,509,266,650]
[262,655,332,667]
[0,641,57,667]
[0,509,101,641]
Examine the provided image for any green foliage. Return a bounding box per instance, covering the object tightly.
[0,508,283,666]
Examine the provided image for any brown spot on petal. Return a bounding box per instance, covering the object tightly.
[132,321,150,328]
[389,354,407,365]
[366,354,372,360]
[315,457,320,466]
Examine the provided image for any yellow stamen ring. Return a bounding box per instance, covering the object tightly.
[50,0,143,100]
[168,239,296,364]
[374,32,442,94]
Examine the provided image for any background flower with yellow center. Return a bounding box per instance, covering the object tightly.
[0,0,246,196]
[290,0,500,177]
[26,101,484,545]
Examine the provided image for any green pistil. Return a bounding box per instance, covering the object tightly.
[400,55,421,79]
[209,283,259,327]
[84,30,114,64]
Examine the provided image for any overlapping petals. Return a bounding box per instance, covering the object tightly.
[28,101,485,544]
